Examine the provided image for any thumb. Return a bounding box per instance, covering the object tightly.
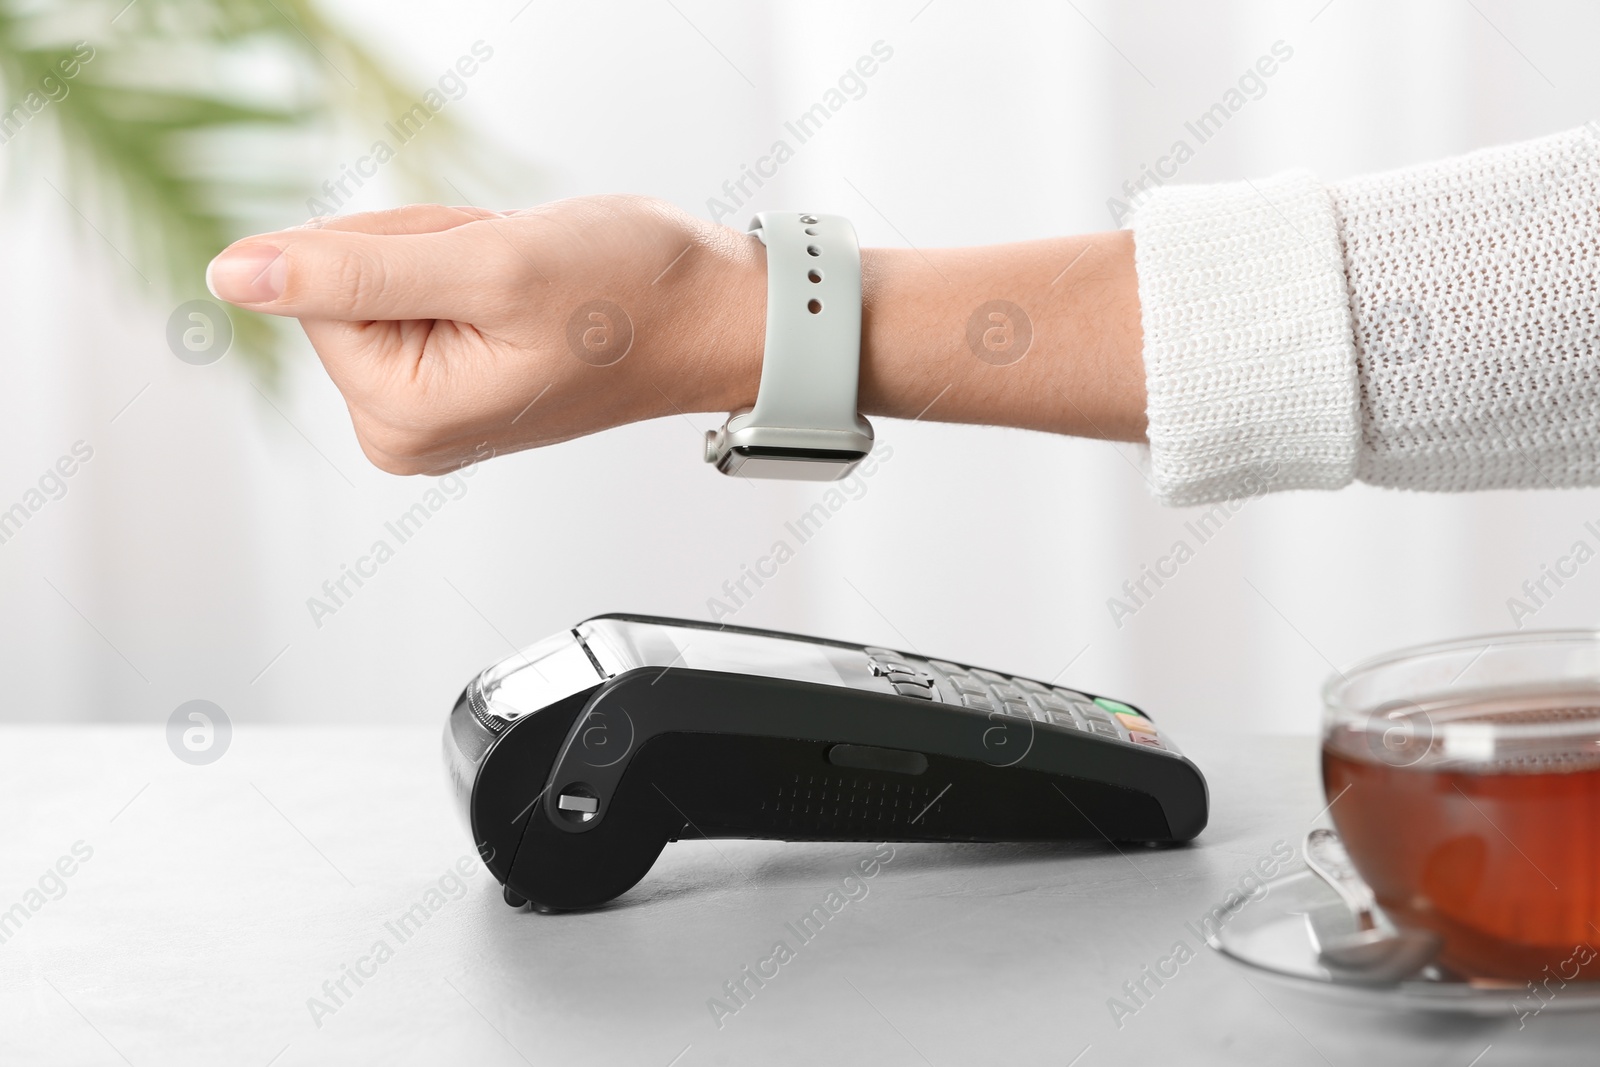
[205,226,506,321]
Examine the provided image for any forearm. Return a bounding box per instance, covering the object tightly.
[703,230,1148,443]
[859,233,1146,440]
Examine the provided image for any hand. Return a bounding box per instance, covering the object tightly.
[206,195,765,474]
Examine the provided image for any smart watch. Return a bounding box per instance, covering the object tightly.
[704,212,875,480]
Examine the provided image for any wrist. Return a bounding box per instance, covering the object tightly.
[666,223,766,417]
[858,246,934,422]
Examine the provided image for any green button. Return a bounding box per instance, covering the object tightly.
[1093,697,1142,717]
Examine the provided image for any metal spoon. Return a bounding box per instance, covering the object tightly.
[1303,828,1440,982]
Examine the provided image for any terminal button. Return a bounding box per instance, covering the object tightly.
[558,793,599,814]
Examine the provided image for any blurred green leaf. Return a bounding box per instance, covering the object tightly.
[0,0,529,385]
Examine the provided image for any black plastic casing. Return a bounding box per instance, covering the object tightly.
[444,616,1209,912]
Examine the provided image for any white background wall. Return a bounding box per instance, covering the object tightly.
[2,0,1597,739]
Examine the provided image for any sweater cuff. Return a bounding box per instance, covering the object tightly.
[1129,170,1360,506]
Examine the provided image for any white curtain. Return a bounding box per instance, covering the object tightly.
[1,0,1592,737]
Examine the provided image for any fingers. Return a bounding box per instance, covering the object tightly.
[206,221,518,321]
[296,318,509,476]
[297,317,392,386]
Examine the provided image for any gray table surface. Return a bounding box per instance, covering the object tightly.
[1,726,1590,1066]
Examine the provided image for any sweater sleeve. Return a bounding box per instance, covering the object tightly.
[1128,126,1600,505]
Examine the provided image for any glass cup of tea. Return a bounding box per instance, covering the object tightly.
[1322,630,1600,982]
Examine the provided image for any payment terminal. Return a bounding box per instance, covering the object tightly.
[444,614,1208,911]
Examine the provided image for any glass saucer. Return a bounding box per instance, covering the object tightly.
[1206,868,1600,1015]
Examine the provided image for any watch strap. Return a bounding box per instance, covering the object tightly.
[739,211,867,435]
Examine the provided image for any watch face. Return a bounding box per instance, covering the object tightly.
[720,447,865,481]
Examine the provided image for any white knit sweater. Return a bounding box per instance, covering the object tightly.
[1129,126,1600,506]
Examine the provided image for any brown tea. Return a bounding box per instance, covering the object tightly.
[1322,695,1600,983]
